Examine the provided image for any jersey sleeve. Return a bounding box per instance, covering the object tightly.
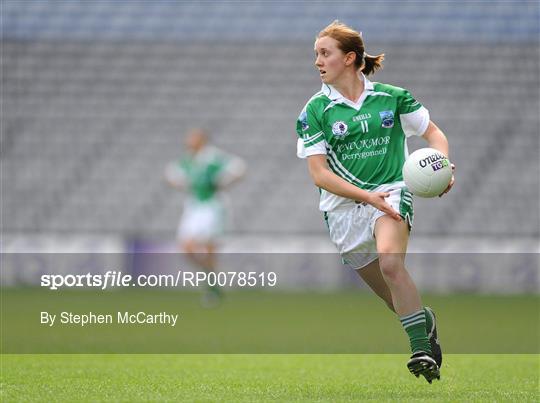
[398,89,430,138]
[295,103,327,158]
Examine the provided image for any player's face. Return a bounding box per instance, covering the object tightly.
[314,36,348,85]
[185,130,207,154]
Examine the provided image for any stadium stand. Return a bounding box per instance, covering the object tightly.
[2,1,539,237]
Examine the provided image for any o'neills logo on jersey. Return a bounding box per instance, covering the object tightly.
[331,121,348,138]
[419,153,449,172]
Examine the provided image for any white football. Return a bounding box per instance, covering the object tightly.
[402,148,452,198]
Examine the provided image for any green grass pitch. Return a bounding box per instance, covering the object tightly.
[1,354,538,401]
[1,290,538,400]
[2,290,538,353]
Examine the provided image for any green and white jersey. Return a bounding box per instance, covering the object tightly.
[296,75,429,211]
[166,146,243,204]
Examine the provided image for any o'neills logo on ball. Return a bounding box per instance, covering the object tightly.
[419,153,449,172]
[332,121,348,138]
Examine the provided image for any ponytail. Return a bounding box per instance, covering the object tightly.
[318,21,385,76]
[361,52,385,76]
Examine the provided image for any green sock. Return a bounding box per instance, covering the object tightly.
[208,284,221,297]
[424,307,433,333]
[400,309,432,355]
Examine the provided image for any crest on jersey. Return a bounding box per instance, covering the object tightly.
[379,110,394,128]
[299,110,309,131]
[331,121,348,138]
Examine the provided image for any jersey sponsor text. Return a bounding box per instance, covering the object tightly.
[336,136,390,153]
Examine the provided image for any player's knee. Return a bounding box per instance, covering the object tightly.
[182,240,197,254]
[378,256,404,282]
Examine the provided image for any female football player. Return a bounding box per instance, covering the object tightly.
[296,21,454,383]
[165,128,246,306]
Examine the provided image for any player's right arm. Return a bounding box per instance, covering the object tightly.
[306,155,401,221]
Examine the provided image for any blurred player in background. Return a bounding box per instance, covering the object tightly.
[296,21,454,383]
[165,128,246,306]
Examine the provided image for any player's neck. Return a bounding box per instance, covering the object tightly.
[190,144,207,155]
[332,71,364,103]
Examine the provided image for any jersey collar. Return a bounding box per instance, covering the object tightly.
[192,145,217,162]
[321,74,374,102]
[321,74,375,111]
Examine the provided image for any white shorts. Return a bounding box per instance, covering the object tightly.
[325,187,413,270]
[177,200,224,243]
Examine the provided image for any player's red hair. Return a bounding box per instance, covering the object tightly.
[317,20,384,76]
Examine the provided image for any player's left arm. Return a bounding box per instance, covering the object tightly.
[216,156,247,189]
[422,121,448,157]
[422,121,455,196]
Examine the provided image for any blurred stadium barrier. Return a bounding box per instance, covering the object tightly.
[2,235,538,293]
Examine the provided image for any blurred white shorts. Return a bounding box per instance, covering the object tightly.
[177,201,224,243]
[325,187,413,270]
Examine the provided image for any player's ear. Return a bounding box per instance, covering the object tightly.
[344,51,356,67]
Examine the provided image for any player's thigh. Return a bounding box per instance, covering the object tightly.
[181,238,199,254]
[374,215,410,255]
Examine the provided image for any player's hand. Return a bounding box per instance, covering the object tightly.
[439,163,455,197]
[365,192,402,222]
